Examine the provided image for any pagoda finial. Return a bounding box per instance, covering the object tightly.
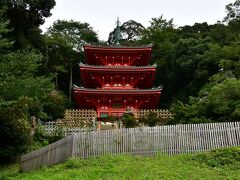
[115,17,121,46]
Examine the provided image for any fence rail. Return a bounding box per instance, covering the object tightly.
[21,122,240,172]
[64,109,97,120]
[20,135,73,172]
[134,109,172,119]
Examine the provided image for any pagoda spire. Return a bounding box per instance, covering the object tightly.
[115,17,121,46]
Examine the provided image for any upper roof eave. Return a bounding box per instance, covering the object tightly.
[83,44,153,51]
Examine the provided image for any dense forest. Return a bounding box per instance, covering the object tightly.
[0,0,239,162]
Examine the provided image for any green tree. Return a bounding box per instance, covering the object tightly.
[140,16,179,107]
[178,22,211,39]
[170,78,240,124]
[0,51,53,100]
[0,49,69,121]
[122,113,138,128]
[224,0,240,23]
[139,111,166,127]
[45,20,99,98]
[108,20,145,45]
[223,0,240,42]
[0,98,33,162]
[0,0,56,49]
[0,11,67,161]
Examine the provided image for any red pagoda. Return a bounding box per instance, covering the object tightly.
[73,19,162,118]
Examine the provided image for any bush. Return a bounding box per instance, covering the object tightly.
[191,147,240,169]
[33,124,64,148]
[139,111,168,127]
[0,99,33,163]
[65,158,83,169]
[106,116,120,123]
[122,113,138,128]
[47,126,64,143]
[42,90,70,121]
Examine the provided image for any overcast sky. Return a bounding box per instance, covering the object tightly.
[40,0,234,41]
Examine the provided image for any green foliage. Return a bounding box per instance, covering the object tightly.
[0,10,13,50]
[31,125,49,150]
[0,50,54,101]
[122,113,138,128]
[45,19,99,93]
[42,90,70,121]
[47,126,64,144]
[171,78,240,124]
[139,111,167,127]
[64,157,83,169]
[224,0,240,23]
[0,98,33,163]
[47,20,98,50]
[32,124,64,150]
[192,147,240,169]
[0,0,56,49]
[106,116,120,123]
[0,10,67,162]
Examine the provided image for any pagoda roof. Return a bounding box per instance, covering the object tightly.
[73,85,162,94]
[84,44,153,51]
[84,45,153,66]
[79,62,156,71]
[79,62,157,89]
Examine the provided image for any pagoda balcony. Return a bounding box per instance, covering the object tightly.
[84,45,152,66]
[79,63,157,89]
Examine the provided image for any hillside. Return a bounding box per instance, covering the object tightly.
[1,147,239,179]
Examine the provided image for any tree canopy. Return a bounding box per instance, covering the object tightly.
[108,20,145,45]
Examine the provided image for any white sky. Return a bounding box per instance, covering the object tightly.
[40,0,234,41]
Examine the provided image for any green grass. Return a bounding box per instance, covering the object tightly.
[1,147,240,180]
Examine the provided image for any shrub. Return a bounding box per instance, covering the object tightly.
[122,113,138,128]
[47,126,64,144]
[139,111,168,127]
[65,157,82,169]
[191,147,240,169]
[0,99,33,163]
[42,90,70,121]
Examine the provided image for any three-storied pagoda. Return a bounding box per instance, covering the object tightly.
[73,19,162,118]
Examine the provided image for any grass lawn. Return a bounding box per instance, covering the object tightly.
[0,147,239,180]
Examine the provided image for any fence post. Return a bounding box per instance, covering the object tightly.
[92,117,96,131]
[227,128,233,146]
[71,134,75,157]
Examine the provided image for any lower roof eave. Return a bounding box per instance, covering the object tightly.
[73,87,162,95]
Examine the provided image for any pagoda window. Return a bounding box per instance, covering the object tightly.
[100,112,109,118]
[111,112,118,116]
[112,103,122,109]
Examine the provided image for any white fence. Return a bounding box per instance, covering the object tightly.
[21,122,240,172]
[40,121,94,136]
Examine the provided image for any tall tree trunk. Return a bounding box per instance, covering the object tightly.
[55,73,58,90]
[69,65,72,101]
